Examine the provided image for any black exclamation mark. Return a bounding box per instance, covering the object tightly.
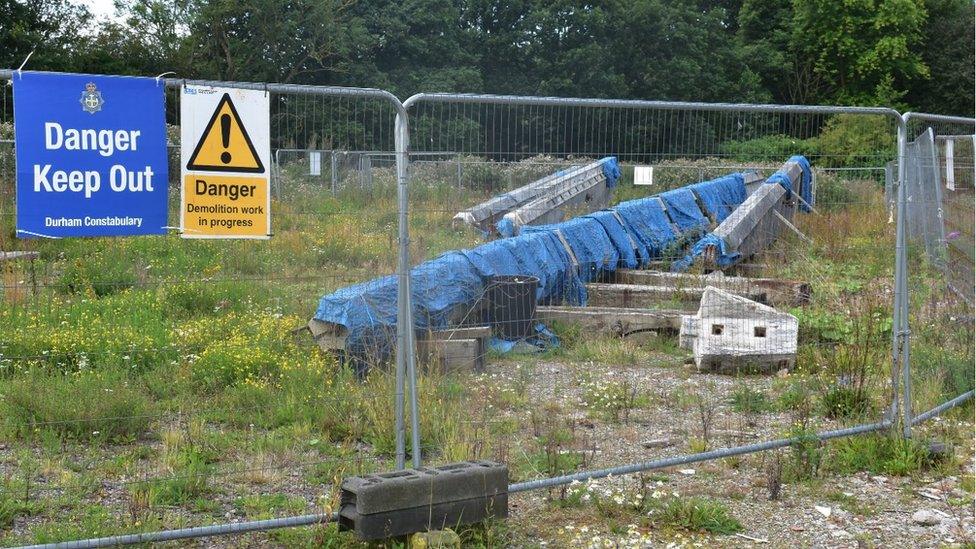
[219,113,232,164]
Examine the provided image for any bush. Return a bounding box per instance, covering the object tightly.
[0,369,154,441]
[816,114,895,169]
[722,135,819,163]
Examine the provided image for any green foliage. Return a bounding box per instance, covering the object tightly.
[0,369,153,441]
[651,497,743,535]
[729,385,772,414]
[819,386,874,419]
[236,494,308,519]
[912,342,975,401]
[816,115,897,168]
[577,372,643,422]
[829,434,933,476]
[722,135,819,163]
[131,455,212,507]
[785,425,823,481]
[56,251,138,297]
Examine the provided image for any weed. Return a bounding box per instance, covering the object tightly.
[236,494,308,519]
[130,454,212,507]
[729,385,772,414]
[785,424,823,481]
[819,385,874,419]
[690,384,721,451]
[577,371,643,422]
[774,375,815,411]
[650,497,743,535]
[829,434,933,476]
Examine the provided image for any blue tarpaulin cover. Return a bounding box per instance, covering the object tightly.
[524,216,619,282]
[583,210,639,269]
[601,157,622,189]
[612,196,678,265]
[461,231,585,305]
[315,157,810,359]
[688,174,747,223]
[658,187,709,233]
[766,155,813,213]
[674,155,813,272]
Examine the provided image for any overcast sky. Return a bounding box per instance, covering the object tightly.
[76,0,120,21]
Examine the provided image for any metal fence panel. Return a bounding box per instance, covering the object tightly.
[395,92,907,482]
[900,113,975,438]
[0,73,422,545]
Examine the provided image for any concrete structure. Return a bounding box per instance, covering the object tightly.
[679,286,798,374]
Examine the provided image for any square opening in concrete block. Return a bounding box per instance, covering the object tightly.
[754,326,767,337]
[711,323,724,335]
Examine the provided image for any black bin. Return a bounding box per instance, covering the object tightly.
[486,275,539,339]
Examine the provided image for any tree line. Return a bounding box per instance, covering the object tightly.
[1,0,973,116]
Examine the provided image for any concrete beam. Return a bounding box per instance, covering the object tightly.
[613,270,811,306]
[585,282,767,310]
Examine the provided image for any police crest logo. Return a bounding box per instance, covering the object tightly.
[79,82,104,114]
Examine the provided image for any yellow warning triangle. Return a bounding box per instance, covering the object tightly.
[186,93,265,173]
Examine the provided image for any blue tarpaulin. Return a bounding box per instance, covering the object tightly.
[583,210,639,269]
[461,231,585,305]
[612,196,678,265]
[766,155,813,213]
[601,157,622,189]
[524,216,619,282]
[688,174,747,223]
[658,187,709,233]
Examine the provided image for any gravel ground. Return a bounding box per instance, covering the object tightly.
[496,358,975,548]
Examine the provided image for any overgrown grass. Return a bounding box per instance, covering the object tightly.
[0,368,154,441]
[828,434,940,476]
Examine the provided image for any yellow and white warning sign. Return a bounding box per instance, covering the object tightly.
[180,86,270,239]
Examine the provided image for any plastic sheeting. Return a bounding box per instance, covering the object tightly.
[460,231,585,305]
[673,155,813,272]
[766,156,814,213]
[658,187,709,233]
[583,211,639,269]
[612,196,678,265]
[315,158,810,360]
[523,217,620,282]
[688,174,747,223]
[602,157,622,189]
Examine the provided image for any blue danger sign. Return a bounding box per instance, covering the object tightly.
[13,71,169,238]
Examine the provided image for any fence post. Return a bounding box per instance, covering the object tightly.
[330,151,338,195]
[895,116,912,438]
[394,105,422,468]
